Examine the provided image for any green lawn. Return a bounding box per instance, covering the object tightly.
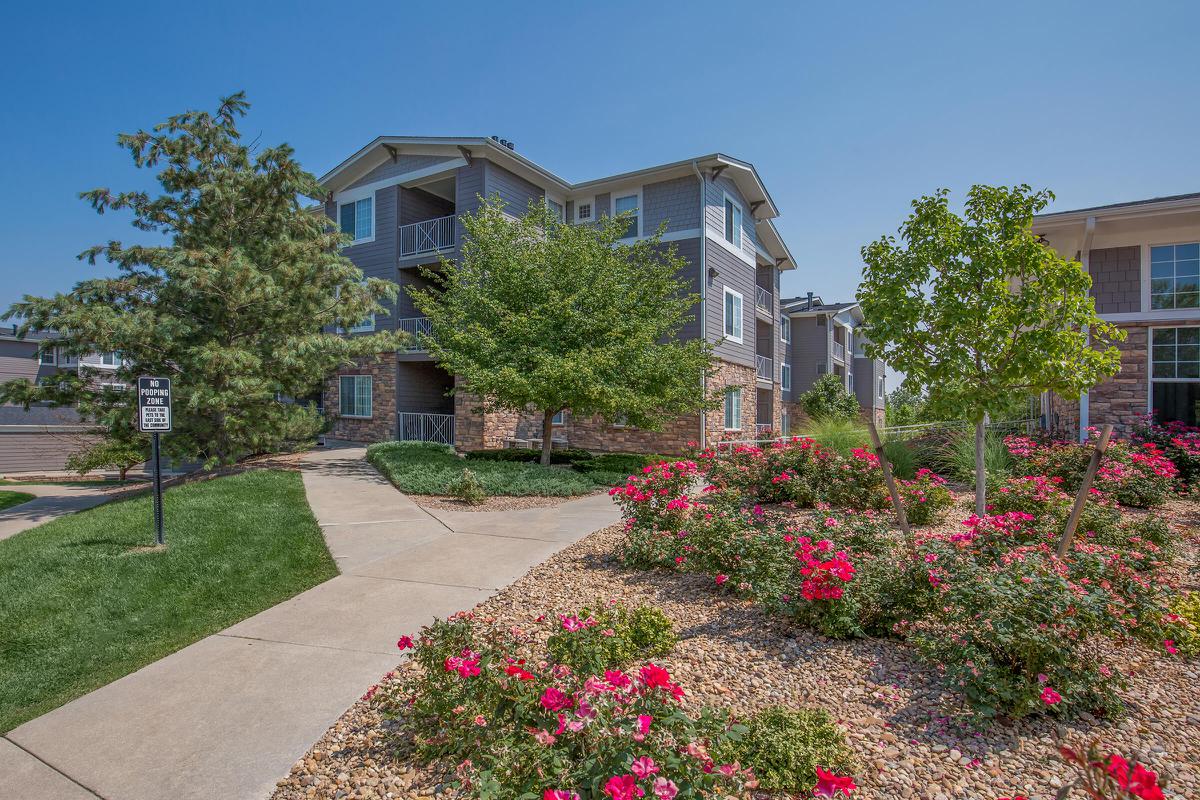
[367,441,643,496]
[0,490,35,512]
[0,469,337,732]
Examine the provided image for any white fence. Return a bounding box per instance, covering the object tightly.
[713,418,1041,450]
[755,285,772,311]
[756,355,773,380]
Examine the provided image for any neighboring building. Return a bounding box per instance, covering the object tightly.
[318,137,797,453]
[0,325,124,473]
[778,295,886,430]
[1034,193,1200,439]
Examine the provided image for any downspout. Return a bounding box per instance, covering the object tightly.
[692,160,707,449]
[1078,216,1097,442]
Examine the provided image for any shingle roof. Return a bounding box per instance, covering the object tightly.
[0,405,84,426]
[1036,192,1200,219]
[780,298,857,313]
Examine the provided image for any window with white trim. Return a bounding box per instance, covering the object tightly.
[613,192,640,240]
[546,197,565,222]
[723,194,742,248]
[1151,327,1200,426]
[724,387,742,431]
[347,315,376,334]
[99,351,120,367]
[339,375,373,418]
[339,197,374,244]
[878,376,886,399]
[723,287,743,342]
[1151,243,1200,310]
[38,347,56,365]
[780,315,791,343]
[781,363,791,391]
[574,198,594,224]
[552,410,565,425]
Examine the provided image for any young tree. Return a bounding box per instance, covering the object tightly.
[66,434,148,482]
[0,93,399,466]
[884,384,926,427]
[410,197,716,466]
[857,185,1123,514]
[798,373,860,422]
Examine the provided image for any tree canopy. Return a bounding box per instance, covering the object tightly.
[1,93,399,465]
[798,373,860,422]
[410,197,715,465]
[857,184,1123,511]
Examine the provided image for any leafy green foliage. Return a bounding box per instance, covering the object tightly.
[464,447,593,465]
[1162,592,1199,658]
[410,197,716,465]
[713,707,853,793]
[931,429,1013,485]
[545,604,677,675]
[797,374,860,422]
[884,384,928,427]
[0,470,337,731]
[65,435,148,480]
[446,468,488,505]
[367,441,602,497]
[858,185,1124,509]
[0,94,399,466]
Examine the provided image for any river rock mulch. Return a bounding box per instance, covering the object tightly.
[273,497,1200,800]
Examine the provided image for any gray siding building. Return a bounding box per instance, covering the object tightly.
[318,137,798,451]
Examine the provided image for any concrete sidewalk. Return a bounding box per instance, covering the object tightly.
[3,444,619,800]
[0,483,117,542]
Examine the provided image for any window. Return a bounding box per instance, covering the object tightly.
[723,194,742,248]
[612,413,629,428]
[546,197,565,222]
[99,351,120,367]
[100,382,128,392]
[552,410,565,425]
[60,351,78,367]
[347,315,375,334]
[39,347,56,365]
[723,387,742,431]
[780,315,791,343]
[574,198,594,223]
[613,192,640,240]
[781,363,791,391]
[878,376,886,399]
[339,196,374,244]
[1150,328,1200,425]
[723,287,743,342]
[1151,243,1200,310]
[339,375,373,418]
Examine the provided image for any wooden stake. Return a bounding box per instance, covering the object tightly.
[1056,423,1113,558]
[867,420,915,556]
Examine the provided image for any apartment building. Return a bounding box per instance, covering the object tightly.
[0,326,122,472]
[778,295,886,431]
[318,137,796,453]
[1035,192,1200,438]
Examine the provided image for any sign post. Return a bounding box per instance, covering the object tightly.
[137,376,172,546]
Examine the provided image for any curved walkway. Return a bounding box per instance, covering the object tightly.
[0,483,116,542]
[2,444,619,800]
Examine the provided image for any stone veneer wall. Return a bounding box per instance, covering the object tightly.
[1048,323,1154,438]
[704,361,760,444]
[324,355,397,442]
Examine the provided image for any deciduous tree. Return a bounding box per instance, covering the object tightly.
[410,197,715,466]
[857,185,1123,513]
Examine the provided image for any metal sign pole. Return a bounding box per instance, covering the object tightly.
[152,432,165,546]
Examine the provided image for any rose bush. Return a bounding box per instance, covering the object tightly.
[896,468,954,526]
[1004,434,1179,508]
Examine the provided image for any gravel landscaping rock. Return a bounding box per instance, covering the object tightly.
[273,494,1200,800]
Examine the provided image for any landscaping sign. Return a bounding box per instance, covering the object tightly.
[137,376,171,545]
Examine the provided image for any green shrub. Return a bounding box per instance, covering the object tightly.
[882,438,917,479]
[797,374,860,422]
[575,451,671,476]
[368,441,600,497]
[464,446,593,465]
[546,604,677,675]
[714,707,853,794]
[446,468,487,505]
[1163,592,1200,658]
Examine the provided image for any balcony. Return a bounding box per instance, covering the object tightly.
[398,317,433,351]
[756,354,773,381]
[398,411,454,445]
[399,214,456,257]
[755,285,773,312]
[755,423,774,437]
[832,340,846,362]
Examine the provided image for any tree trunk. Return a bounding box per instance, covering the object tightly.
[974,417,987,516]
[540,410,555,467]
[119,465,128,482]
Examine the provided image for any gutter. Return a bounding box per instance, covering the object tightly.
[692,160,707,450]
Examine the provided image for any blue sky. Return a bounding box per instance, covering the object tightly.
[2,0,1198,315]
